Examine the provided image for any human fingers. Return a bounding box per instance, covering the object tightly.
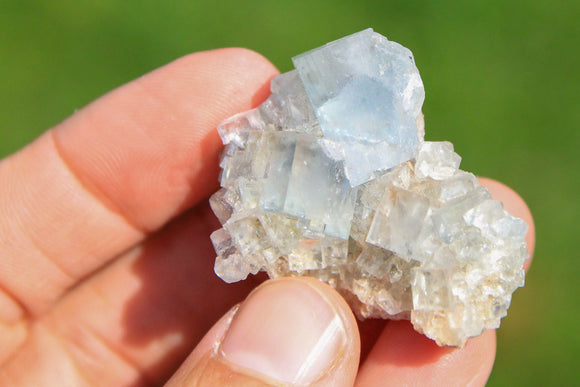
[165,278,360,387]
[356,321,496,387]
[0,48,277,343]
[0,203,266,385]
[0,44,278,378]
[355,178,535,386]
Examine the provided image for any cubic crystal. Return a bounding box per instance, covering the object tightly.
[209,29,529,347]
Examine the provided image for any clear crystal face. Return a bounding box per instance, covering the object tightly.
[209,29,528,347]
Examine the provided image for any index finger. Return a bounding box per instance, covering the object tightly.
[0,48,278,317]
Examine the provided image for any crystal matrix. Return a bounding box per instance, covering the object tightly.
[210,29,528,347]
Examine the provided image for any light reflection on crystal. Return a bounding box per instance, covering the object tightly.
[209,29,528,347]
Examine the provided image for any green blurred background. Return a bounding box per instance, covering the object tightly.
[0,0,578,385]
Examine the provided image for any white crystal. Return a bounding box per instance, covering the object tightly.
[211,228,252,283]
[209,29,529,347]
[415,141,461,180]
[367,188,430,260]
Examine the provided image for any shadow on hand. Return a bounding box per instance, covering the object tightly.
[120,201,265,386]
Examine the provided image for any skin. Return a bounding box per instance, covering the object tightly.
[0,48,535,386]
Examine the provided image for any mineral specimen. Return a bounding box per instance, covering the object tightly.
[209,29,529,346]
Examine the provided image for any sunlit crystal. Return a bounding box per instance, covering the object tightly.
[209,29,528,347]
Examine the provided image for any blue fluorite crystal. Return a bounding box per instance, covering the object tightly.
[293,28,425,186]
[210,29,528,347]
[217,29,425,239]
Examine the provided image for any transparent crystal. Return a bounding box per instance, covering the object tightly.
[415,141,461,180]
[209,29,529,347]
[366,188,430,260]
[292,28,425,186]
[284,136,356,239]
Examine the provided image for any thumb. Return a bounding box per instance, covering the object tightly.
[166,278,361,386]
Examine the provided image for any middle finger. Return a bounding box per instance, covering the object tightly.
[1,203,263,386]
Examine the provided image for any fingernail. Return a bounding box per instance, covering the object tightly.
[219,279,347,385]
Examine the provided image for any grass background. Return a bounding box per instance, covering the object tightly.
[0,1,578,385]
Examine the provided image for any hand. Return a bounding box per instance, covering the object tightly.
[0,49,535,386]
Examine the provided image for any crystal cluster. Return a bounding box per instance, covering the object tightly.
[209,29,528,346]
